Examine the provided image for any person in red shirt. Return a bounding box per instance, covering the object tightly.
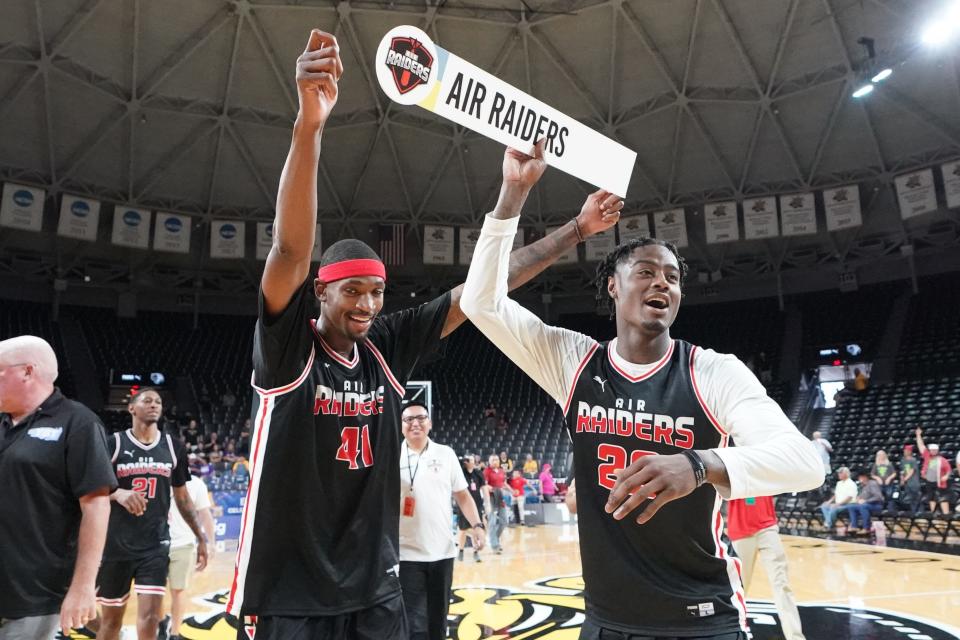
[916,427,953,514]
[483,454,506,490]
[508,469,527,526]
[727,496,805,640]
[483,455,508,553]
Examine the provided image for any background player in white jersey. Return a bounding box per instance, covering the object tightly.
[462,147,824,639]
[96,389,208,640]
[165,470,216,640]
[226,29,621,640]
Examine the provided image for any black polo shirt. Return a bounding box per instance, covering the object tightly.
[0,388,117,618]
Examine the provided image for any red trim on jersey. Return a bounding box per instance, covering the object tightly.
[711,486,748,632]
[250,347,316,397]
[317,258,386,284]
[227,395,273,616]
[562,341,600,416]
[134,585,167,595]
[363,339,405,397]
[97,594,130,607]
[311,319,360,369]
[689,345,729,437]
[607,339,674,383]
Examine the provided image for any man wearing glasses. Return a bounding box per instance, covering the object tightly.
[0,335,116,639]
[398,402,484,640]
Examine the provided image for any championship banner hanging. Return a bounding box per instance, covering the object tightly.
[617,214,650,243]
[653,208,688,248]
[210,220,245,259]
[742,197,778,240]
[779,193,817,237]
[154,212,191,254]
[584,226,616,261]
[0,182,45,232]
[375,26,636,196]
[895,169,937,219]
[111,206,151,248]
[943,161,960,210]
[704,201,739,244]
[57,194,100,241]
[423,225,454,265]
[822,185,862,231]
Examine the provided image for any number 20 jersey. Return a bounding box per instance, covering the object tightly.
[227,280,450,618]
[566,339,747,637]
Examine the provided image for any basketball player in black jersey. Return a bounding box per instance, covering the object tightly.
[225,29,623,640]
[96,389,208,640]
[463,153,824,638]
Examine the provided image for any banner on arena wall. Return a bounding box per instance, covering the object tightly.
[617,214,650,244]
[584,226,616,261]
[0,182,44,232]
[742,197,778,240]
[822,184,862,231]
[895,168,937,219]
[653,208,688,248]
[255,222,321,261]
[153,212,191,253]
[111,206,151,248]
[57,194,100,241]
[375,25,636,196]
[703,201,739,244]
[210,220,245,259]
[423,225,454,265]
[546,225,578,263]
[779,192,817,237]
[940,161,960,210]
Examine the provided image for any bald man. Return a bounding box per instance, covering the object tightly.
[0,336,116,639]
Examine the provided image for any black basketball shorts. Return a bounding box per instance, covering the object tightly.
[237,593,408,640]
[96,552,170,606]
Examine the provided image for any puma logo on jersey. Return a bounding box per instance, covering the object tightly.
[123,450,135,458]
[593,376,607,392]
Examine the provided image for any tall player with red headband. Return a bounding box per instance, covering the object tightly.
[225,29,623,640]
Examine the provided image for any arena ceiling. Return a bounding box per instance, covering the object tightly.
[0,0,959,303]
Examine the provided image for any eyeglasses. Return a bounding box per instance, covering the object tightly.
[402,414,429,424]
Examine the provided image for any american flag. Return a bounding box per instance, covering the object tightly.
[379,224,405,265]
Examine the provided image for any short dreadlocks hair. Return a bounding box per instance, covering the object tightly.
[595,237,688,318]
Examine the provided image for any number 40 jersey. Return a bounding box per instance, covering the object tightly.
[105,429,189,560]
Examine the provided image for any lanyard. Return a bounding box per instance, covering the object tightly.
[405,440,428,492]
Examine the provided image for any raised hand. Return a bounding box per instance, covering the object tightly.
[502,139,548,193]
[296,29,344,128]
[577,190,623,238]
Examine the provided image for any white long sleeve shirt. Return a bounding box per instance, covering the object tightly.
[461,214,824,500]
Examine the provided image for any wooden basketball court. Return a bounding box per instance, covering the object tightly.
[83,523,960,640]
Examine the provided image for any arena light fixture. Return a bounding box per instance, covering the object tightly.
[852,84,874,98]
[871,68,893,82]
[921,0,960,46]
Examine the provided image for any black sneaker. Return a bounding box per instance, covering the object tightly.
[157,615,171,640]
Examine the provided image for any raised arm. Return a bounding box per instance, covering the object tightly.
[441,142,624,338]
[261,30,344,316]
[915,427,927,455]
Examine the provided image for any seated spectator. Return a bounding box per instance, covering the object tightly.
[916,427,952,514]
[499,450,514,472]
[483,403,497,431]
[222,387,237,407]
[508,469,527,526]
[202,430,220,453]
[496,416,509,433]
[222,440,239,466]
[870,449,897,510]
[208,444,224,469]
[899,445,922,513]
[539,463,556,502]
[183,419,201,451]
[820,467,857,531]
[522,453,539,477]
[232,456,250,478]
[853,368,869,392]
[847,471,883,535]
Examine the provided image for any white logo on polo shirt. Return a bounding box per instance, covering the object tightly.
[28,426,63,442]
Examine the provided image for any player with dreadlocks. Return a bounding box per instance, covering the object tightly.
[463,174,824,638]
[225,29,620,640]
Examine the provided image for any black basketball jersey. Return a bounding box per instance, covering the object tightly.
[565,339,747,636]
[227,279,450,618]
[104,429,189,559]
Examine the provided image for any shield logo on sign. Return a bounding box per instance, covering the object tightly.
[386,37,433,94]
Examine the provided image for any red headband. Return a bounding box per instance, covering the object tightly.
[317,258,386,283]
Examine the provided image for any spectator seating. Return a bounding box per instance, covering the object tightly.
[0,301,74,397]
[798,283,900,365]
[897,274,960,378]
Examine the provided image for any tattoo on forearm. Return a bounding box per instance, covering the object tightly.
[175,493,204,542]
